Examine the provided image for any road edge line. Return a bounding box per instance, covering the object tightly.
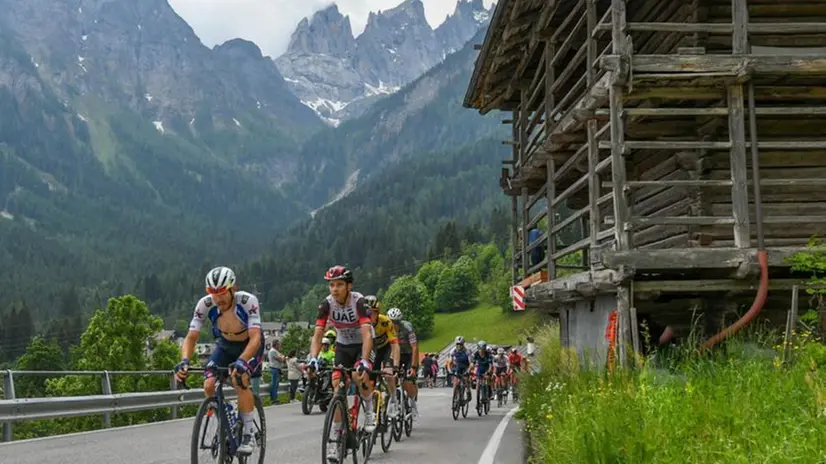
[478,406,519,464]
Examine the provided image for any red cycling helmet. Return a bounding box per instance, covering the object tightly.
[324,265,353,283]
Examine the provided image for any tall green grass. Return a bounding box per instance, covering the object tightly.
[518,324,826,463]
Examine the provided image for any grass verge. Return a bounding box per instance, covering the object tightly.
[517,324,826,463]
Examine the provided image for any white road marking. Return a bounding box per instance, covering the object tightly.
[478,406,519,464]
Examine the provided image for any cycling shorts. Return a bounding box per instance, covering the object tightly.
[206,338,265,379]
[333,343,375,381]
[475,364,490,376]
[495,366,508,376]
[374,344,393,369]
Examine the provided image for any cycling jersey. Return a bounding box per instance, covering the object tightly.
[395,320,417,354]
[319,349,335,364]
[372,314,398,349]
[493,354,509,369]
[508,352,523,368]
[189,291,262,341]
[472,350,493,375]
[315,292,370,346]
[450,346,471,368]
[189,291,264,379]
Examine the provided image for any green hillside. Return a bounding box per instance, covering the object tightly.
[419,303,542,353]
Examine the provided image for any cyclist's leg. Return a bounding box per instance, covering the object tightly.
[400,353,418,418]
[202,342,229,397]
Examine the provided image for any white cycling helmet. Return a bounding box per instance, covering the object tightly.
[387,307,403,321]
[455,335,465,344]
[321,337,331,345]
[497,348,504,355]
[206,266,236,294]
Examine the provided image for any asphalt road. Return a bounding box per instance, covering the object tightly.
[1,388,525,463]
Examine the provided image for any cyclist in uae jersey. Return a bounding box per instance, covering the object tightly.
[387,307,420,419]
[174,266,263,455]
[307,265,376,449]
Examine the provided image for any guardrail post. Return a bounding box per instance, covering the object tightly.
[169,372,178,419]
[3,370,15,442]
[101,371,112,428]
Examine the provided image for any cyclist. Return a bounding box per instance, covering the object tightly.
[507,347,523,399]
[307,265,376,461]
[449,336,472,402]
[365,295,401,415]
[470,341,494,406]
[492,347,510,394]
[387,307,420,420]
[174,266,264,455]
[319,337,336,364]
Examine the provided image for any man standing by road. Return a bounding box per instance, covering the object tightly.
[268,341,285,403]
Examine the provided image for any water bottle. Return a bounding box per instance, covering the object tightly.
[225,403,238,428]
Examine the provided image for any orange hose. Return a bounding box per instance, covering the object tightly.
[700,250,769,349]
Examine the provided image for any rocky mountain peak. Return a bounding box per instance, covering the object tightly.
[214,38,265,60]
[276,0,492,126]
[285,4,355,57]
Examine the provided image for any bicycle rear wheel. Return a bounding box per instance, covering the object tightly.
[451,385,461,420]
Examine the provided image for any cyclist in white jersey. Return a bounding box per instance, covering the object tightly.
[307,265,375,462]
[174,266,263,455]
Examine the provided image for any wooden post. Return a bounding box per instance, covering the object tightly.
[511,195,519,284]
[545,40,556,136]
[586,0,596,86]
[522,187,529,280]
[609,0,631,251]
[587,119,600,255]
[559,308,570,348]
[617,285,631,368]
[547,160,557,279]
[728,0,751,248]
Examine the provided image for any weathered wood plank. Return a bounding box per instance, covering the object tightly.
[601,54,826,75]
[633,278,816,293]
[727,82,751,248]
[601,246,826,270]
[526,267,635,305]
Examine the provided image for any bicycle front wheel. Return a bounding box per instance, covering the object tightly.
[322,394,355,464]
[240,396,267,464]
[191,398,225,464]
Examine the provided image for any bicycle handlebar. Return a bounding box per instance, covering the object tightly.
[175,366,249,391]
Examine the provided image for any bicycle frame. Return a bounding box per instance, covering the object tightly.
[179,367,249,457]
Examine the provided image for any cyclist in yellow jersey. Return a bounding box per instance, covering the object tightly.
[364,295,401,415]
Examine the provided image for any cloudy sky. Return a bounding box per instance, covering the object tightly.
[168,0,496,58]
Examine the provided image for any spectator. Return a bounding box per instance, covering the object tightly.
[286,349,302,403]
[267,341,285,402]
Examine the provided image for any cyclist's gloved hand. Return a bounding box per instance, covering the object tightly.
[357,359,372,374]
[174,359,190,381]
[232,358,251,375]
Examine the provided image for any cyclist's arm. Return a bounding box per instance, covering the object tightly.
[239,295,263,362]
[182,298,208,361]
[407,325,419,371]
[311,301,330,358]
[355,298,373,362]
[181,330,198,361]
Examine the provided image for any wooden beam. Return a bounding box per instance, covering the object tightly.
[633,278,814,293]
[600,246,826,271]
[601,54,826,75]
[526,268,635,306]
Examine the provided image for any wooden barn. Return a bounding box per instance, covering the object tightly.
[464,0,826,366]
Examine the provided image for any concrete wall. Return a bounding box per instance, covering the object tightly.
[560,294,617,370]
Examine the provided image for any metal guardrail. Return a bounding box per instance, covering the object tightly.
[0,369,449,442]
[0,369,288,442]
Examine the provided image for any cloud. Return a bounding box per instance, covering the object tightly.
[168,0,495,58]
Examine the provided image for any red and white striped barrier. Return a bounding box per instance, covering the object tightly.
[512,285,526,311]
